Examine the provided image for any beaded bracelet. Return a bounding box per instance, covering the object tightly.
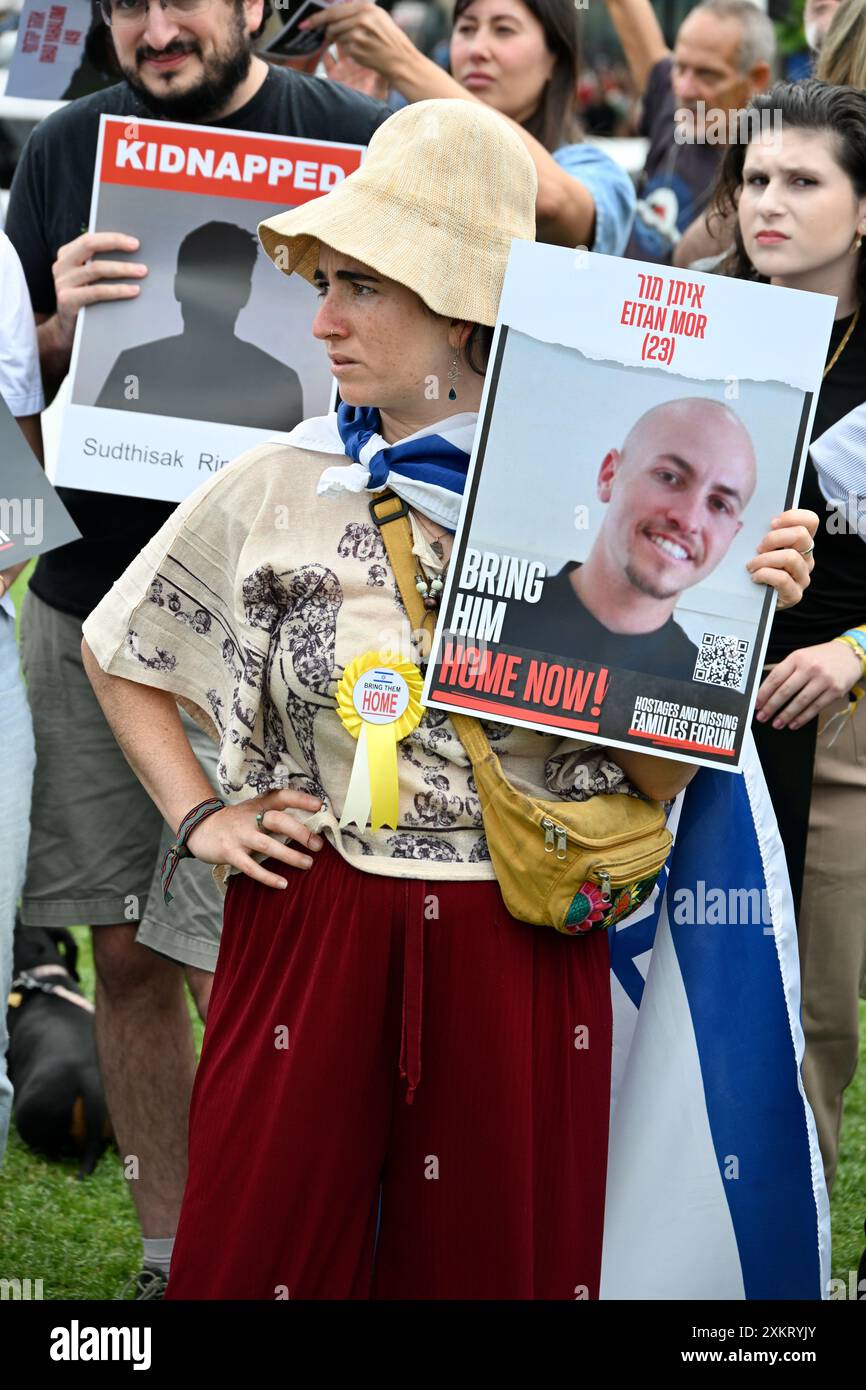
[160,796,226,905]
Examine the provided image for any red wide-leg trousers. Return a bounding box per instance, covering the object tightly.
[166,842,612,1300]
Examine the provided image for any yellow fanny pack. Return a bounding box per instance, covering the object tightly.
[372,494,673,936]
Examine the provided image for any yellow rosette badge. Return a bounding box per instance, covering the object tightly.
[337,652,425,831]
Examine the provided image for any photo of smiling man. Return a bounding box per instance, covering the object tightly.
[423,245,830,773]
[500,397,758,681]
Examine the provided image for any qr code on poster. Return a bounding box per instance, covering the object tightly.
[692,633,750,689]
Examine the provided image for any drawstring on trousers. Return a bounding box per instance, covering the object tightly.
[399,910,424,1105]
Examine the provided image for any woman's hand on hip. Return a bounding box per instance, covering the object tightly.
[185,789,326,889]
[746,507,818,611]
[755,640,863,730]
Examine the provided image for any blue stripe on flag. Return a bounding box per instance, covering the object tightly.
[665,768,821,1300]
[609,868,667,1010]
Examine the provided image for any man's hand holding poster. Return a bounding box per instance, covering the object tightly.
[56,115,360,502]
[423,243,835,771]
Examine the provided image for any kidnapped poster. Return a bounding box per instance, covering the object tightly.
[422,243,835,771]
[57,115,362,502]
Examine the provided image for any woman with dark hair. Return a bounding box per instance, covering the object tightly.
[299,0,637,254]
[713,78,866,1193]
[450,0,583,150]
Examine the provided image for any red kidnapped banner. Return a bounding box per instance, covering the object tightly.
[99,117,363,205]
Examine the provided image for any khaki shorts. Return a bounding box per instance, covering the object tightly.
[19,589,224,972]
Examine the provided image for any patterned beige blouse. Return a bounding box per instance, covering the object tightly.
[82,441,629,882]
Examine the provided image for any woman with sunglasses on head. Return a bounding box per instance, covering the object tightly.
[301,0,637,256]
[81,99,814,1299]
[713,79,866,1194]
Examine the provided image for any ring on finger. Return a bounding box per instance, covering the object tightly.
[798,543,814,558]
[255,810,266,831]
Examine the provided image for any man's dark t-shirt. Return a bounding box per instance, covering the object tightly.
[499,561,700,682]
[4,65,389,619]
[625,57,721,265]
[95,334,304,430]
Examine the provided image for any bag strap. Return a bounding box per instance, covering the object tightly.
[369,492,492,765]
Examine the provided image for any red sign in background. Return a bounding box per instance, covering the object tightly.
[21,5,82,62]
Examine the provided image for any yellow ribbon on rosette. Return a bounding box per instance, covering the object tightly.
[336,652,425,830]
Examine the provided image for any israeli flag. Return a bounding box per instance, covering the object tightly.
[601,735,830,1299]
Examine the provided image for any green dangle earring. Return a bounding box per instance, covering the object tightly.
[448,354,460,401]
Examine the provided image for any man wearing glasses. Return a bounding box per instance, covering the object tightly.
[4,0,388,1300]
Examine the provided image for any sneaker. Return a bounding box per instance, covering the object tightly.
[116,1266,168,1301]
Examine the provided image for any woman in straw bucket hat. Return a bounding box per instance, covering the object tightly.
[82,98,816,1299]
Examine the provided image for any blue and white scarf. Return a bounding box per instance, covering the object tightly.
[284,404,477,531]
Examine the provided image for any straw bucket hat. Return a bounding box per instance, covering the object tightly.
[258,99,537,327]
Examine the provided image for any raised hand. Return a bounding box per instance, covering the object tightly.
[321,41,390,100]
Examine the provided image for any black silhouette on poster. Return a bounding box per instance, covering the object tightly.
[95,221,304,430]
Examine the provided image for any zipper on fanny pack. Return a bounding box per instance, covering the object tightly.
[589,843,670,889]
[541,816,568,861]
[532,796,664,853]
[540,819,666,907]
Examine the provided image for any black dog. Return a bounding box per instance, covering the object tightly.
[7,924,111,1177]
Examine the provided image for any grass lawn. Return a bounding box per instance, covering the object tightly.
[2,565,864,1299]
[0,563,203,1301]
[0,926,204,1301]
